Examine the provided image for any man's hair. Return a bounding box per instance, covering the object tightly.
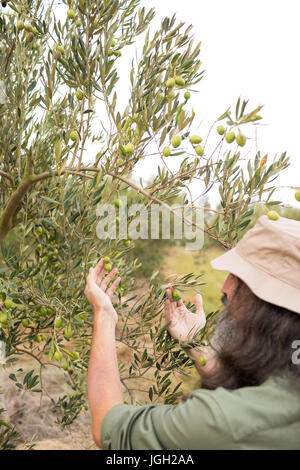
[200,277,300,390]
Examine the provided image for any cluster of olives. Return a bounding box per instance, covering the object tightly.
[118,142,134,161]
[163,75,191,102]
[35,228,61,268]
[162,134,204,158]
[0,296,15,329]
[217,125,246,147]
[16,19,39,46]
[67,8,82,27]
[53,44,65,60]
[106,39,122,58]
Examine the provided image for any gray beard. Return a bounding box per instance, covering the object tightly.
[209,309,238,353]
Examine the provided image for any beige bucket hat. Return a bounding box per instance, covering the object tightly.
[210,215,300,314]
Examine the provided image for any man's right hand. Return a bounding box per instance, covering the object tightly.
[164,285,206,342]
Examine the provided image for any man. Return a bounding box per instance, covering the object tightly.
[85,215,300,450]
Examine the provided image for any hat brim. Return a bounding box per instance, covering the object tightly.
[211,248,300,315]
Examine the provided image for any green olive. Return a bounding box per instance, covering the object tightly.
[0,312,8,323]
[294,191,300,202]
[166,78,175,88]
[198,356,206,366]
[195,145,204,156]
[172,289,181,300]
[190,135,203,144]
[21,318,30,328]
[171,135,182,148]
[163,146,171,157]
[225,132,235,144]
[56,45,65,54]
[267,211,279,221]
[17,20,24,31]
[4,299,13,309]
[65,324,73,339]
[54,350,62,362]
[124,143,134,155]
[175,76,185,86]
[54,317,62,328]
[217,125,225,135]
[67,8,76,19]
[236,134,246,147]
[70,131,78,141]
[39,307,47,317]
[76,89,84,100]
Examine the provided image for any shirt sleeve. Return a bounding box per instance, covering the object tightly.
[100,389,233,450]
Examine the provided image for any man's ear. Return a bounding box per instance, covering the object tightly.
[221,293,228,306]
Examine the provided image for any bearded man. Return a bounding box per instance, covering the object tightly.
[85,215,300,450]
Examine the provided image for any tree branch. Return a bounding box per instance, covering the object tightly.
[0,177,34,241]
[0,170,14,184]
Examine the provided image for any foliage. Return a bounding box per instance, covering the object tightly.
[0,0,292,438]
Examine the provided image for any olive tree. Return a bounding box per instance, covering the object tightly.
[0,0,289,444]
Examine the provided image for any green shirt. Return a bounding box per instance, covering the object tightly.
[101,374,300,450]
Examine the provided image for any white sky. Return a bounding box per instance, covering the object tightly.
[116,0,300,206]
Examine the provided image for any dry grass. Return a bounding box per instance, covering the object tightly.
[0,360,98,450]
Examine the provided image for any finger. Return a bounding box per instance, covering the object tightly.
[106,276,121,298]
[176,298,184,308]
[94,259,105,283]
[100,267,118,291]
[94,259,104,275]
[195,293,204,314]
[166,288,173,299]
[86,267,96,284]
